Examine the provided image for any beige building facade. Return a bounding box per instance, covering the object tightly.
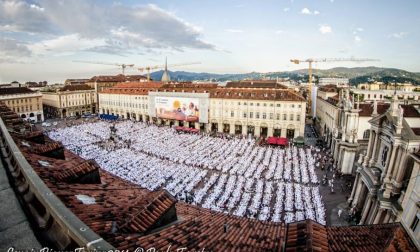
[42,85,96,118]
[99,82,306,138]
[0,87,44,122]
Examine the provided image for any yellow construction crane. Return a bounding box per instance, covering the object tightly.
[138,60,201,81]
[290,57,379,116]
[73,60,135,75]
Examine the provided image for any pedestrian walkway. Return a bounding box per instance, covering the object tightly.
[0,161,41,251]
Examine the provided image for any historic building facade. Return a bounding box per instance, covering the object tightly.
[315,85,410,175]
[42,85,96,118]
[348,96,420,239]
[99,81,306,138]
[0,87,44,122]
[400,151,420,249]
[85,74,149,112]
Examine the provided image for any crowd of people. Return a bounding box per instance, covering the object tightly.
[48,120,326,224]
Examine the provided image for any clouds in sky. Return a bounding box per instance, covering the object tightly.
[352,27,364,43]
[301,7,320,15]
[225,29,244,33]
[0,37,31,63]
[389,32,407,39]
[319,25,332,34]
[0,0,216,60]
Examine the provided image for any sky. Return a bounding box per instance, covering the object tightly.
[1,0,420,83]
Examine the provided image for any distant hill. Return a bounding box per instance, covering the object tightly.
[150,67,420,85]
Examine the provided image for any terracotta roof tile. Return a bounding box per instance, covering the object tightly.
[226,80,288,89]
[358,103,390,117]
[0,100,417,252]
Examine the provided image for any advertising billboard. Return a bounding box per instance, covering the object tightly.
[155,96,200,122]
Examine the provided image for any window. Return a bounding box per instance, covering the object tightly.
[243,112,247,118]
[250,103,253,106]
[381,146,389,167]
[250,112,253,118]
[290,114,294,121]
[298,104,301,108]
[291,104,295,108]
[256,103,260,106]
[256,112,260,119]
[269,113,273,119]
[283,114,287,120]
[263,103,267,107]
[276,104,281,107]
[276,114,280,120]
[231,111,234,117]
[363,130,370,139]
[238,102,241,105]
[410,215,419,231]
[262,113,266,119]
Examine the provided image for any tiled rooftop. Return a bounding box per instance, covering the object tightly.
[327,223,416,252]
[59,84,94,92]
[88,74,148,83]
[226,80,288,89]
[358,103,390,116]
[0,87,35,95]
[100,81,305,101]
[0,101,417,251]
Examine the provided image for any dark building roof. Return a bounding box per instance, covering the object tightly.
[210,88,305,101]
[358,103,390,117]
[64,79,89,85]
[226,80,287,89]
[88,74,148,83]
[327,223,417,252]
[0,87,35,95]
[357,103,420,118]
[60,84,94,92]
[401,104,420,118]
[100,81,305,101]
[318,84,340,93]
[285,220,328,251]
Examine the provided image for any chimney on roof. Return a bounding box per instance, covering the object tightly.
[223,223,228,233]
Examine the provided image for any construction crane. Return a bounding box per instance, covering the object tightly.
[290,57,379,117]
[73,60,135,75]
[138,60,201,81]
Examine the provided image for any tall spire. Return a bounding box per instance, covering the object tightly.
[161,57,171,83]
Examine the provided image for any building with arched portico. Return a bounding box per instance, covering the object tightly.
[42,85,96,119]
[99,81,306,138]
[0,87,44,122]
